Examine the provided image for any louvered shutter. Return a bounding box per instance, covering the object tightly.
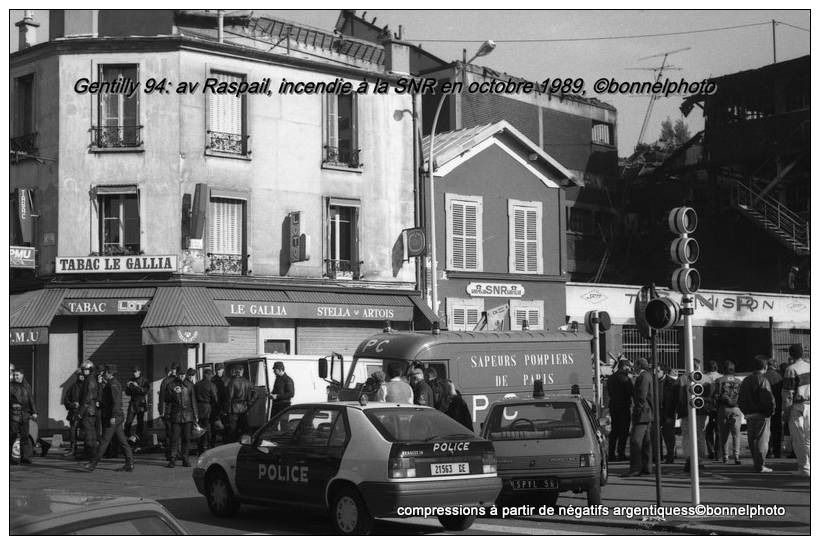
[326,94,339,151]
[100,67,120,131]
[447,195,482,271]
[509,201,542,274]
[510,300,544,330]
[209,198,243,255]
[447,298,484,331]
[209,72,243,136]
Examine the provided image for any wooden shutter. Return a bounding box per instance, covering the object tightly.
[209,198,243,255]
[209,72,243,135]
[510,300,544,330]
[326,94,339,151]
[446,194,482,271]
[446,298,483,331]
[100,66,120,130]
[509,200,542,274]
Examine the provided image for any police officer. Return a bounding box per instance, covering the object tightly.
[211,364,228,445]
[194,369,218,453]
[607,359,633,462]
[77,360,99,460]
[124,366,149,441]
[165,368,198,467]
[269,361,294,417]
[62,369,84,458]
[225,365,255,443]
[158,363,178,462]
[10,368,38,465]
[85,364,134,472]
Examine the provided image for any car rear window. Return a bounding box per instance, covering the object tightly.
[485,401,585,440]
[364,407,474,442]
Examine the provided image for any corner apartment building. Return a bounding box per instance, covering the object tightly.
[10,9,434,433]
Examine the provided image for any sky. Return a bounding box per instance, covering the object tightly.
[9,9,811,155]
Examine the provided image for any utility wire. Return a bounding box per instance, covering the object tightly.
[412,20,807,43]
[775,20,810,32]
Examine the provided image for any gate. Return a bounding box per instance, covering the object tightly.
[621,326,681,370]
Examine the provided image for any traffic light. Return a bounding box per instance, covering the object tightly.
[644,297,680,330]
[668,206,700,294]
[687,370,705,409]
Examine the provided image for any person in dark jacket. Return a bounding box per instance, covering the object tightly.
[713,361,743,464]
[224,365,255,443]
[426,367,449,412]
[658,365,679,464]
[124,366,149,440]
[85,364,134,472]
[77,361,99,460]
[210,364,228,445]
[606,359,633,462]
[765,359,783,458]
[165,368,199,467]
[62,369,83,458]
[410,367,435,407]
[444,380,473,431]
[158,364,178,462]
[194,369,219,453]
[269,361,294,417]
[623,358,654,477]
[10,368,38,465]
[738,356,776,473]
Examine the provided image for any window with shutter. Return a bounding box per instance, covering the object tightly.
[509,200,542,274]
[98,193,140,255]
[96,65,140,148]
[325,199,361,279]
[12,74,37,155]
[208,197,245,275]
[207,71,248,155]
[446,298,484,331]
[324,93,360,167]
[510,299,544,330]
[446,194,483,272]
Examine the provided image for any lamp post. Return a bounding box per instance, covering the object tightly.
[427,40,495,318]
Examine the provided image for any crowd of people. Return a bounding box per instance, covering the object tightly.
[605,343,810,478]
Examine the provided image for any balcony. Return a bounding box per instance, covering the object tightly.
[206,253,247,275]
[10,132,38,162]
[323,145,362,169]
[206,131,250,156]
[324,259,362,280]
[92,125,143,149]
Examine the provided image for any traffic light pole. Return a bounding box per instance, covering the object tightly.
[650,333,663,505]
[592,310,601,410]
[683,295,701,505]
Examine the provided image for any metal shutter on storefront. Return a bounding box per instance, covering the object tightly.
[82,317,147,411]
[204,321,258,362]
[295,321,391,357]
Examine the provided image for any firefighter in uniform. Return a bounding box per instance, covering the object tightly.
[77,361,99,460]
[85,364,135,472]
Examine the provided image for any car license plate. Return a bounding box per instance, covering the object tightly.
[511,478,558,490]
[431,462,470,476]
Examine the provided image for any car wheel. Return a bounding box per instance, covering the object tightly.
[544,491,559,507]
[600,452,609,485]
[587,479,602,505]
[206,469,240,517]
[332,487,374,535]
[437,514,477,531]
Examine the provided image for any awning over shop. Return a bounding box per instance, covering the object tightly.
[10,289,66,345]
[141,287,229,345]
[210,288,437,325]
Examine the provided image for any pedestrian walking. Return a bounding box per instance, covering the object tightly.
[623,358,653,477]
[738,356,776,473]
[165,368,198,467]
[782,343,810,477]
[444,380,473,431]
[224,365,255,443]
[658,365,678,463]
[194,369,219,454]
[158,364,178,462]
[62,369,83,458]
[10,368,38,465]
[765,358,783,458]
[679,358,708,473]
[269,361,294,417]
[77,361,99,460]
[410,367,435,407]
[124,366,149,441]
[713,361,743,464]
[85,365,134,472]
[384,361,413,404]
[606,359,633,462]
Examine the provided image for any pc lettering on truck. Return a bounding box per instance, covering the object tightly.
[327,329,594,427]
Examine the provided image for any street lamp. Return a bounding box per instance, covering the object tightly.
[427,40,495,319]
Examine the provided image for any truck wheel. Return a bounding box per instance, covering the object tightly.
[332,487,374,535]
[587,479,602,505]
[437,514,476,531]
[206,469,240,517]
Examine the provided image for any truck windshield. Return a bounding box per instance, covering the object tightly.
[485,401,585,441]
[364,407,475,442]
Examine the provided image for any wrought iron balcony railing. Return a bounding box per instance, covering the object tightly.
[324,259,362,280]
[10,132,38,156]
[206,131,249,155]
[323,145,362,168]
[93,125,143,148]
[206,253,247,275]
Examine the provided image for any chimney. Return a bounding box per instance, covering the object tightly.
[382,39,411,76]
[15,10,40,50]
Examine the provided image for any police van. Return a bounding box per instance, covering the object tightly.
[193,401,501,534]
[321,329,593,428]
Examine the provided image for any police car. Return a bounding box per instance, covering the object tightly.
[193,402,501,534]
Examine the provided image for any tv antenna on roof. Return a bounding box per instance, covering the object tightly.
[634,47,691,148]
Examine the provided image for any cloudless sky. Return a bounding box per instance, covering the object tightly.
[10,9,810,154]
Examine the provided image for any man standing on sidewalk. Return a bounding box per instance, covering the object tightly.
[165,368,198,467]
[607,359,633,462]
[659,365,678,464]
[623,358,653,477]
[738,356,776,473]
[194,369,218,454]
[158,364,178,463]
[124,366,149,442]
[269,361,294,417]
[85,365,134,472]
[77,361,99,460]
[703,360,723,460]
[714,361,743,464]
[782,343,810,477]
[10,368,38,465]
[225,365,255,443]
[765,358,783,459]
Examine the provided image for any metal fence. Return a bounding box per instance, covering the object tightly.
[771,328,811,365]
[621,325,681,369]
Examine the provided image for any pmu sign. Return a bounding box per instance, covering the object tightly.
[10,327,48,345]
[10,246,36,269]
